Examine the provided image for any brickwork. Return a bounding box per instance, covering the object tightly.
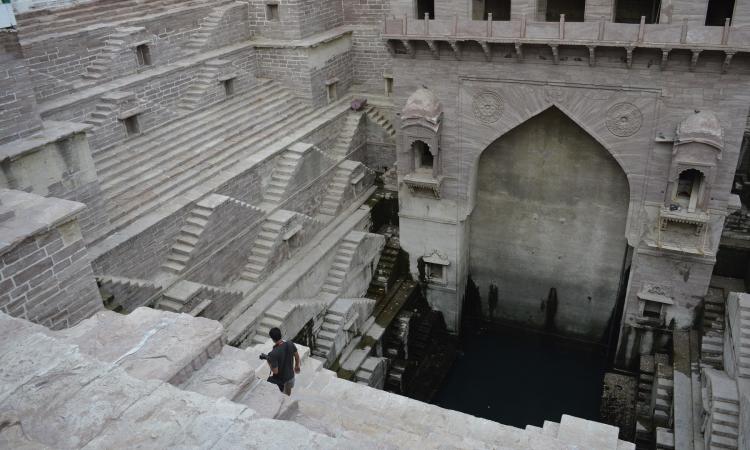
[44,49,258,154]
[0,220,102,330]
[0,31,43,145]
[20,4,239,102]
[310,49,353,107]
[351,28,391,94]
[343,0,390,24]
[256,47,311,99]
[183,198,265,285]
[248,0,342,39]
[12,0,86,14]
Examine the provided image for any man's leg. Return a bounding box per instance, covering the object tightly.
[283,378,295,396]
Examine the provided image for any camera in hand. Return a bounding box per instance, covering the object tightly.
[259,353,268,360]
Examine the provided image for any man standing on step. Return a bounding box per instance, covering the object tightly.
[266,327,301,396]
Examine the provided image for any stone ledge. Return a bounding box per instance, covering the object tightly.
[0,120,91,163]
[0,189,85,257]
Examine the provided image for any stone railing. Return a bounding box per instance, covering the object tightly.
[382,16,750,69]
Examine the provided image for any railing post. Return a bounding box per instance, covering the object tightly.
[680,18,688,44]
[383,14,387,33]
[454,15,458,36]
[521,13,527,38]
[722,17,731,45]
[403,14,407,35]
[559,14,565,39]
[598,16,605,40]
[424,12,429,35]
[638,15,645,42]
[488,13,493,37]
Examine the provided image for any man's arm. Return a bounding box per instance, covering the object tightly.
[293,351,301,374]
[267,353,279,375]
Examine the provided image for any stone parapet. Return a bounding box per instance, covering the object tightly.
[383,17,748,71]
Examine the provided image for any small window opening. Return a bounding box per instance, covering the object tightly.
[413,140,433,171]
[539,0,585,21]
[642,300,663,319]
[223,78,235,97]
[326,80,338,103]
[674,169,704,212]
[426,263,445,283]
[135,44,151,66]
[416,0,434,19]
[614,0,661,23]
[266,3,279,21]
[474,0,511,20]
[122,115,140,136]
[705,0,734,25]
[384,76,393,97]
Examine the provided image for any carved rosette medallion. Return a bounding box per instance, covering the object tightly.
[606,102,643,137]
[472,91,504,124]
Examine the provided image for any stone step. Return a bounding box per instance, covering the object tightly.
[94,79,282,169]
[101,91,297,195]
[104,104,314,228]
[710,435,738,449]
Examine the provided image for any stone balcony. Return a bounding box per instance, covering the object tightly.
[382,16,750,71]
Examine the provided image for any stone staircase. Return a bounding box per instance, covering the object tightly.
[329,112,363,158]
[0,308,637,449]
[16,0,232,40]
[262,150,304,206]
[365,104,396,137]
[92,79,318,233]
[313,308,345,360]
[702,287,727,369]
[160,201,216,275]
[250,301,297,346]
[737,296,750,378]
[318,161,363,218]
[184,2,240,52]
[84,93,121,127]
[176,63,222,112]
[702,368,741,450]
[320,234,361,295]
[82,29,134,81]
[96,274,161,311]
[155,280,206,314]
[240,210,297,283]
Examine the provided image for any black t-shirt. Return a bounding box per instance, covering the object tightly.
[267,340,297,383]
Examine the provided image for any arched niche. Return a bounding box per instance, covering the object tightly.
[468,107,630,341]
[400,87,443,197]
[664,110,723,213]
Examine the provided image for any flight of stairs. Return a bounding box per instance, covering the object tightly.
[701,368,740,450]
[177,64,221,112]
[262,150,303,206]
[240,210,296,283]
[312,308,346,359]
[16,0,232,40]
[737,296,750,378]
[318,161,363,217]
[82,29,135,81]
[96,274,161,311]
[184,2,242,52]
[84,94,121,127]
[161,202,216,274]
[0,308,636,449]
[329,112,363,158]
[320,234,361,295]
[91,79,320,233]
[250,301,296,346]
[702,287,726,369]
[365,105,396,137]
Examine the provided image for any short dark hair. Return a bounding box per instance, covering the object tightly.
[269,327,282,341]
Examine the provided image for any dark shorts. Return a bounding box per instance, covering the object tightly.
[277,377,295,392]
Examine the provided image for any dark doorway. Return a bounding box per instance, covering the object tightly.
[614,0,661,23]
[474,0,511,20]
[416,0,434,19]
[705,0,734,25]
[542,0,585,21]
